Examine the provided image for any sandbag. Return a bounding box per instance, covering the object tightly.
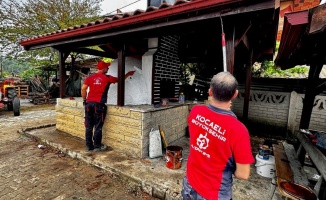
[149,128,163,158]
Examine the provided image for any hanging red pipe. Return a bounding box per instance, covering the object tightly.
[220,16,227,72]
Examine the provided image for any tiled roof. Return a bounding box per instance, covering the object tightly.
[21,0,197,42]
[20,0,242,47]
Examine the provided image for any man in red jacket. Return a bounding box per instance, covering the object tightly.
[182,72,254,200]
[81,60,134,152]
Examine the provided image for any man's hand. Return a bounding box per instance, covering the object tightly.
[125,71,135,79]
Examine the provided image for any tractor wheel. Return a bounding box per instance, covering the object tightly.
[13,97,20,116]
[7,88,17,99]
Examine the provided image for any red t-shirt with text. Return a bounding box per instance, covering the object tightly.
[186,104,255,200]
[84,73,117,104]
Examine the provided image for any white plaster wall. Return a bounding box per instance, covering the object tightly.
[106,57,151,105]
[142,49,156,104]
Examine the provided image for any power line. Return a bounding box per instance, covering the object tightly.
[103,0,142,16]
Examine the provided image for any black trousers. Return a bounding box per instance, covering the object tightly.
[84,102,107,149]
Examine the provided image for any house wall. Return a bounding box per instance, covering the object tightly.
[293,0,320,11]
[55,98,188,158]
[106,57,151,105]
[153,35,182,104]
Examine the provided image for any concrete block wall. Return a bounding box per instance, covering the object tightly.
[288,92,326,133]
[153,35,182,104]
[232,90,290,127]
[232,90,326,135]
[56,98,188,158]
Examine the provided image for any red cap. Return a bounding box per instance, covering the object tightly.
[97,61,110,70]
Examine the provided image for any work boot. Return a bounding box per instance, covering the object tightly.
[94,144,107,152]
[86,146,94,152]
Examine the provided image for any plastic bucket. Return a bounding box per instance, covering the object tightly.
[165,145,183,169]
[255,154,275,178]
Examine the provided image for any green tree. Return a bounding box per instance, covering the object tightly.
[0,0,104,67]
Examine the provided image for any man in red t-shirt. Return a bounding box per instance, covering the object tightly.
[81,60,134,152]
[181,72,255,200]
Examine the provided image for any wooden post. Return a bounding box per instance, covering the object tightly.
[117,44,126,106]
[243,49,253,124]
[58,51,70,98]
[299,62,323,129]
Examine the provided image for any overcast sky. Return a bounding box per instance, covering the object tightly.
[101,0,147,15]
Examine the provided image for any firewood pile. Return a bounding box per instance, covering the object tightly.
[27,76,56,105]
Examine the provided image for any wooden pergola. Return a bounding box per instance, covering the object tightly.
[20,0,280,122]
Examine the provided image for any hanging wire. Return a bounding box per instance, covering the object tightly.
[103,0,141,16]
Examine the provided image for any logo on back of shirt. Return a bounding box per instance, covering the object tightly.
[94,78,102,85]
[191,133,210,158]
[197,133,209,149]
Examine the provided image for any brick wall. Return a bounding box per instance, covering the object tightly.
[153,35,182,104]
[56,98,188,158]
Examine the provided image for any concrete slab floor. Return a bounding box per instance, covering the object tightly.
[21,125,285,200]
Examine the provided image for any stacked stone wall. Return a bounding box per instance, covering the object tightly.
[56,98,188,158]
[56,99,85,138]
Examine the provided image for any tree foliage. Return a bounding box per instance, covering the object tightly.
[0,0,104,67]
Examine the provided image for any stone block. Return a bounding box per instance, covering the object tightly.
[55,105,64,112]
[130,111,142,120]
[108,115,142,128]
[76,101,84,109]
[106,140,142,158]
[104,122,142,138]
[74,116,85,124]
[57,118,71,127]
[107,106,131,117]
[62,107,83,116]
[105,132,125,141]
[57,99,77,107]
[124,136,142,148]
[56,112,75,121]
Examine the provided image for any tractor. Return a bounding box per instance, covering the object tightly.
[0,79,20,116]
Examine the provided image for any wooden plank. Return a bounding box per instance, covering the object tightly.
[283,142,309,186]
[273,143,295,199]
[273,143,294,182]
[297,130,326,182]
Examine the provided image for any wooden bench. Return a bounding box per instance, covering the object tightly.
[270,142,317,200]
[297,129,326,199]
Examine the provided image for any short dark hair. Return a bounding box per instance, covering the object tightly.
[210,72,238,102]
